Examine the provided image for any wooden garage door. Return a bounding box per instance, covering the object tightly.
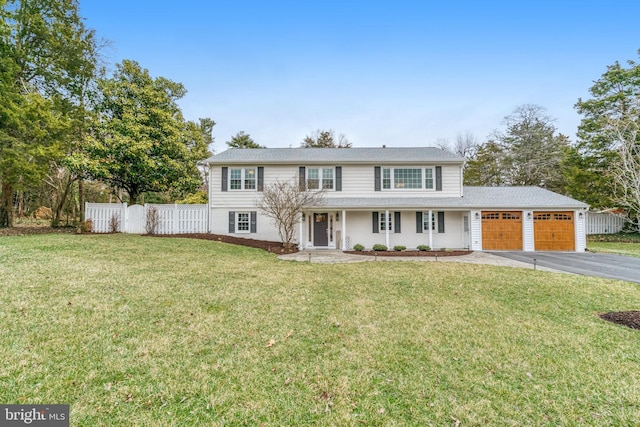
[534,211,575,251]
[482,211,523,250]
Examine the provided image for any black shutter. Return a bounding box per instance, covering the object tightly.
[435,166,442,191]
[372,212,379,233]
[416,212,423,233]
[257,167,264,192]
[438,211,445,233]
[335,166,342,191]
[222,167,228,192]
[250,211,257,233]
[228,211,235,233]
[299,166,306,191]
[374,166,381,191]
[394,212,401,233]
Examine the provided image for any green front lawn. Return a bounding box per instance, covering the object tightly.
[588,233,640,257]
[1,234,640,425]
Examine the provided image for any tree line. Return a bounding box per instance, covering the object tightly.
[1,1,638,230]
[455,49,640,231]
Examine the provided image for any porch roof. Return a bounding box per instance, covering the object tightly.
[318,186,589,210]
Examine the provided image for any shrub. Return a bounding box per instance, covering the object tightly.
[353,243,365,251]
[145,207,160,234]
[417,244,431,251]
[108,213,121,233]
[440,247,447,252]
[372,244,388,251]
[393,245,406,251]
[78,219,93,233]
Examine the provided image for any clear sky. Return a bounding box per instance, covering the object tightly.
[80,0,640,150]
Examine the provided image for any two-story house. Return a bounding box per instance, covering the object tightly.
[205,147,589,252]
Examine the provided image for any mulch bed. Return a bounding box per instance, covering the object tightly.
[345,250,472,257]
[152,233,299,254]
[0,225,77,236]
[599,311,640,330]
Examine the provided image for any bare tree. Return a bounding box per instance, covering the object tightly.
[454,131,479,159]
[257,176,325,249]
[434,132,478,159]
[605,100,640,229]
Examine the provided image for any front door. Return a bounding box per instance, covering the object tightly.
[313,213,328,246]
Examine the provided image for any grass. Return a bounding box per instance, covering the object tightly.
[588,233,640,258]
[2,234,640,425]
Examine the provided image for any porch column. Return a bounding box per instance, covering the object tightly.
[341,210,346,250]
[299,215,304,250]
[428,209,433,249]
[385,209,390,248]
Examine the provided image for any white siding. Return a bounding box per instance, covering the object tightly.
[336,164,461,198]
[210,208,285,243]
[523,210,534,251]
[576,210,587,252]
[337,211,465,250]
[470,210,482,250]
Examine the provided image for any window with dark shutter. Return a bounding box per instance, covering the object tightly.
[372,212,379,233]
[416,212,423,233]
[394,212,401,233]
[335,166,342,191]
[374,166,381,191]
[435,166,442,191]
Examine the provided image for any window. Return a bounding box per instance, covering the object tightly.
[425,168,434,189]
[307,167,334,190]
[236,212,250,232]
[381,167,435,190]
[394,168,422,188]
[322,168,334,189]
[229,168,256,190]
[382,168,391,189]
[423,212,437,231]
[229,211,256,234]
[380,212,393,231]
[419,211,444,233]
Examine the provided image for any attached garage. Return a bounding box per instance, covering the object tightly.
[481,211,523,250]
[533,211,575,251]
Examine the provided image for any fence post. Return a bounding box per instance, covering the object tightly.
[122,202,128,233]
[173,203,179,234]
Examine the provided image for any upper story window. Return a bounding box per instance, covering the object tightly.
[230,168,256,190]
[382,167,435,190]
[307,167,334,190]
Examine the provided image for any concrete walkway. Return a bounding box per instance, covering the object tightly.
[278,250,561,272]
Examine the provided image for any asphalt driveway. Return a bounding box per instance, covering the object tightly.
[490,251,640,284]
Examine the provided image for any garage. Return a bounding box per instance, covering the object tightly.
[482,211,523,250]
[533,211,575,251]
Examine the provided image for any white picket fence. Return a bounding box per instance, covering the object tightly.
[85,202,208,234]
[586,212,625,235]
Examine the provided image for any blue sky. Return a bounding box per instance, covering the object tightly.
[80,1,640,150]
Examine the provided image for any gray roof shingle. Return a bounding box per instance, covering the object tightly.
[321,187,588,209]
[204,147,464,164]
